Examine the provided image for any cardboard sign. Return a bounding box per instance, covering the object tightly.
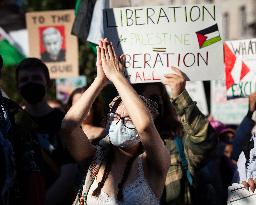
[210,80,248,125]
[225,39,256,99]
[186,81,208,115]
[103,4,224,83]
[56,75,87,104]
[26,10,78,79]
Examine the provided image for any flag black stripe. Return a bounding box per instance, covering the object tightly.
[196,23,218,35]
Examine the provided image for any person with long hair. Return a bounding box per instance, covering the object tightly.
[134,70,218,205]
[61,39,170,205]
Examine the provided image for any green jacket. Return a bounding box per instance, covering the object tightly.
[163,90,217,205]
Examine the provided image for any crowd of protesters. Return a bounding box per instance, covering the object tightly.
[1,38,256,205]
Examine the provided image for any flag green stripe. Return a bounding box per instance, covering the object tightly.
[0,39,25,66]
[75,0,81,16]
[88,42,97,55]
[202,36,221,48]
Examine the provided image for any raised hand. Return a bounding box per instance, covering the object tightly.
[99,39,124,81]
[162,66,186,99]
[96,40,108,85]
[242,178,256,192]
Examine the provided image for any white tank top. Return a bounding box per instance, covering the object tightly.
[86,156,159,205]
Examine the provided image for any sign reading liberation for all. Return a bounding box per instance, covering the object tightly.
[26,10,78,79]
[225,38,256,99]
[103,4,224,83]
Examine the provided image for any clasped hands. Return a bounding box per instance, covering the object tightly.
[96,38,125,85]
[96,38,186,99]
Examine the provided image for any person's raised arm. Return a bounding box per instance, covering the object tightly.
[162,67,217,171]
[232,92,256,161]
[100,41,170,175]
[61,43,108,162]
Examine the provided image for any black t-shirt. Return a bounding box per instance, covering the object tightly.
[6,107,73,204]
[28,108,73,187]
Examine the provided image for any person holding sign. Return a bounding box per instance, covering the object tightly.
[134,68,218,205]
[61,39,170,205]
[232,92,256,193]
[226,93,256,205]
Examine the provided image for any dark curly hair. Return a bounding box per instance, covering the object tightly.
[92,140,141,201]
[92,96,143,201]
[133,82,181,139]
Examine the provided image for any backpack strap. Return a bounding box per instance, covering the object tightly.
[174,136,193,186]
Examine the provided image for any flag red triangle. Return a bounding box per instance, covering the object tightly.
[224,43,236,89]
[196,33,207,48]
[240,61,250,80]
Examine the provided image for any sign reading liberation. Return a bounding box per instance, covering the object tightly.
[26,10,78,79]
[104,4,224,83]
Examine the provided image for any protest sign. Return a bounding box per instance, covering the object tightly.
[186,81,208,115]
[26,10,78,79]
[211,80,248,125]
[56,75,87,104]
[227,183,256,205]
[225,39,256,99]
[103,4,224,83]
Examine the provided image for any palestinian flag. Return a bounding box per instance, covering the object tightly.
[196,24,222,49]
[0,27,25,66]
[75,0,81,16]
[71,0,96,43]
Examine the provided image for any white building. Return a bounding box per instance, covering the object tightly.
[214,0,256,40]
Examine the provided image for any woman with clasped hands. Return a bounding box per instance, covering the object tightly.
[61,39,170,205]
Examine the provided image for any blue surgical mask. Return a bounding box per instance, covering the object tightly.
[106,120,140,148]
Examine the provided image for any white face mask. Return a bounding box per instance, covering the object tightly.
[106,120,140,148]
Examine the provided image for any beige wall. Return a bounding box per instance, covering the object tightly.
[215,0,256,40]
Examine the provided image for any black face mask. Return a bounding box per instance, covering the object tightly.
[20,83,46,104]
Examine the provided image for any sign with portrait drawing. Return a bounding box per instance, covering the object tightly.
[26,10,78,79]
[225,39,256,99]
[103,4,224,83]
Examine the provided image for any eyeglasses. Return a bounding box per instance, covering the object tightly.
[107,112,136,130]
